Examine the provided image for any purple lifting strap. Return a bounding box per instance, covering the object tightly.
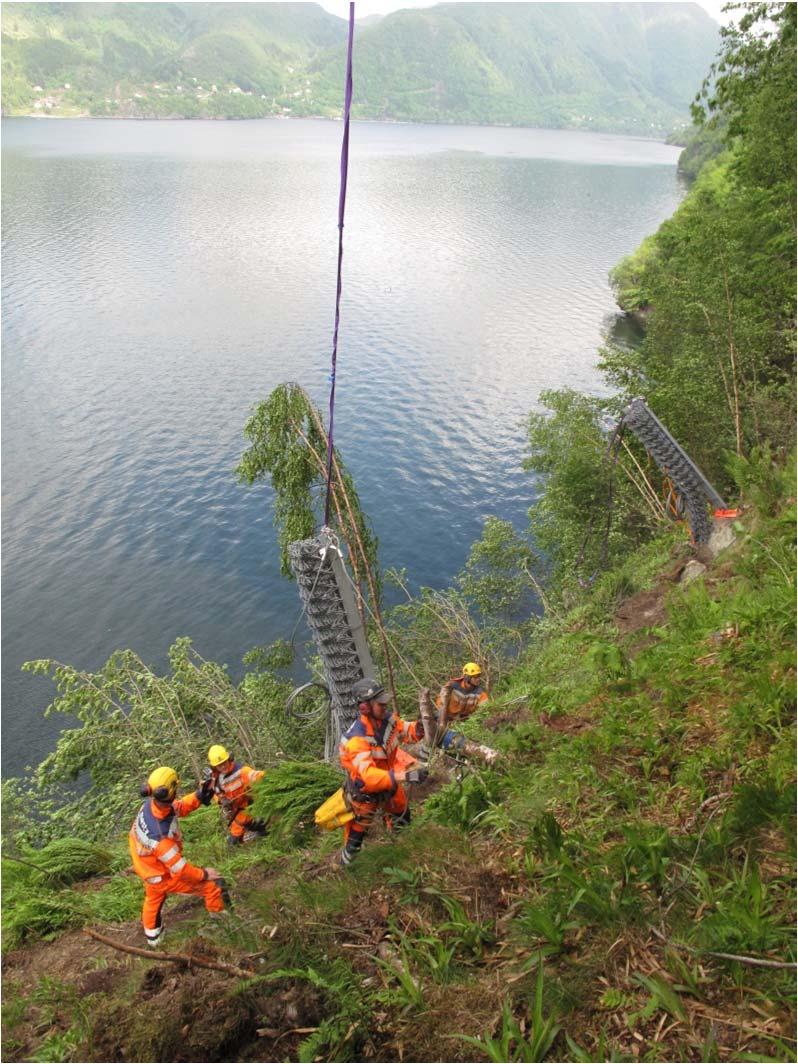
[324,2,355,527]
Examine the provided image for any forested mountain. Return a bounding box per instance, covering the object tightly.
[1,1,718,133]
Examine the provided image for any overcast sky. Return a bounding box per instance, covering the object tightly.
[317,0,729,26]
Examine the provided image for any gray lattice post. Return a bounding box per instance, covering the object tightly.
[621,399,727,544]
[288,528,376,760]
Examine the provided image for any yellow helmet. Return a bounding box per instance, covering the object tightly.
[462,662,482,678]
[147,766,178,802]
[208,744,230,768]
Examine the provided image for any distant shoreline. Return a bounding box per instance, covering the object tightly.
[2,112,677,146]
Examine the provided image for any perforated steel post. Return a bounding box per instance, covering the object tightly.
[288,528,376,759]
[621,398,726,544]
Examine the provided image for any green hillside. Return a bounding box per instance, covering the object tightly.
[1,1,717,132]
[315,2,720,133]
[1,5,795,1061]
[3,478,795,1063]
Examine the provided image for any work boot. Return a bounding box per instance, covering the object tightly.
[145,928,164,949]
[227,834,243,847]
[340,830,365,868]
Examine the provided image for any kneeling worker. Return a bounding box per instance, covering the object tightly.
[434,661,490,754]
[129,766,224,947]
[339,678,428,867]
[205,745,266,846]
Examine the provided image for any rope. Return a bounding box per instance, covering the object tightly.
[323,2,355,527]
[338,562,429,691]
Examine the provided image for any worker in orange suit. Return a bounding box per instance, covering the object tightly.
[128,766,224,947]
[338,678,428,867]
[205,744,266,846]
[432,662,490,755]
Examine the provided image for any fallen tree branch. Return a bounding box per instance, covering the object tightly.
[83,928,255,979]
[649,926,797,971]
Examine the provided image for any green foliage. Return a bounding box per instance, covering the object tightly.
[3,836,113,885]
[237,383,379,603]
[2,2,717,131]
[383,571,511,700]
[11,637,294,846]
[601,3,796,491]
[242,960,369,1061]
[726,781,797,845]
[1,838,139,947]
[458,516,541,636]
[609,236,659,314]
[676,116,730,182]
[237,383,330,576]
[456,963,561,1062]
[524,3,796,610]
[524,389,663,593]
[630,972,686,1022]
[2,887,87,948]
[4,483,796,1062]
[247,760,343,841]
[421,770,501,831]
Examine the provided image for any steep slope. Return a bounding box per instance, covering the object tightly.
[3,482,795,1063]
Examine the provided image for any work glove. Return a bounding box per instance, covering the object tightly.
[196,772,215,806]
[414,718,425,739]
[404,766,429,784]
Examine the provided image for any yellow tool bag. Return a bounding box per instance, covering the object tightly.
[315,787,354,831]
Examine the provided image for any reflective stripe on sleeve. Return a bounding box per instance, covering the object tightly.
[170,857,187,873]
[160,845,180,862]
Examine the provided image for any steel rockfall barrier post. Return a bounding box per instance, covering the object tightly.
[288,528,376,760]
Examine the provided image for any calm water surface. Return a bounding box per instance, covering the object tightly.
[1,118,682,771]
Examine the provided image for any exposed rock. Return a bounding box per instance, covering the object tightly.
[707,517,736,558]
[680,560,707,584]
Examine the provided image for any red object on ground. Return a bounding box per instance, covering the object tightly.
[714,508,742,519]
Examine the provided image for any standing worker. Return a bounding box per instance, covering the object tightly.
[128,766,224,947]
[205,745,266,846]
[338,678,428,867]
[433,662,490,755]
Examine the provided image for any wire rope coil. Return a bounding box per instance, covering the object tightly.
[286,681,332,725]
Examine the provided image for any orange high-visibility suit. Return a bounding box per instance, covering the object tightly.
[211,762,264,841]
[128,792,223,943]
[338,710,423,864]
[435,677,489,751]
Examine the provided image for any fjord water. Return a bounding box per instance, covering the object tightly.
[1,118,681,771]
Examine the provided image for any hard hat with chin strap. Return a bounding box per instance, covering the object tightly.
[462,662,482,678]
[208,744,231,768]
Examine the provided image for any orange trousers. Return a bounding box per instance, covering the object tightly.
[343,786,409,844]
[229,809,257,840]
[141,876,224,937]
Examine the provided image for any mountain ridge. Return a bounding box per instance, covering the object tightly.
[1,1,718,134]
